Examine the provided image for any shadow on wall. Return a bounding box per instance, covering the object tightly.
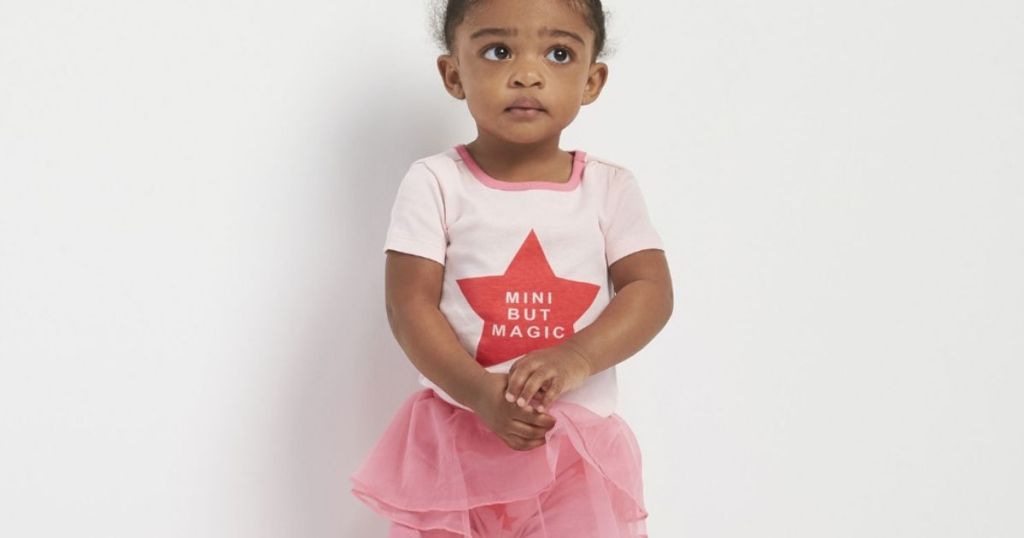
[278,73,466,536]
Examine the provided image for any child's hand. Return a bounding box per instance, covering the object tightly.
[472,371,557,452]
[504,344,593,414]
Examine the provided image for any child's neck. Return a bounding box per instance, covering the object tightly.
[464,135,573,184]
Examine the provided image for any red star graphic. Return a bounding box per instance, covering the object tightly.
[456,229,600,367]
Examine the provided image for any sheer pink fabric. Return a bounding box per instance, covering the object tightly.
[350,388,648,537]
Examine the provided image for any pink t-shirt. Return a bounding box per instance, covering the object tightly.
[383,144,664,418]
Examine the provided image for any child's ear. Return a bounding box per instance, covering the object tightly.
[436,54,465,100]
[581,62,609,106]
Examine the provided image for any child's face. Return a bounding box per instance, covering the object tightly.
[437,0,608,146]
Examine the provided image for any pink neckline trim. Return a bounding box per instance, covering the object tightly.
[455,144,587,192]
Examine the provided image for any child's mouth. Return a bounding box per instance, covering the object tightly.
[506,107,545,117]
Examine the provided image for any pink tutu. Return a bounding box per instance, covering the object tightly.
[350,388,648,537]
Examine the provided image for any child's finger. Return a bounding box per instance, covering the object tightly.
[517,372,552,411]
[508,371,532,407]
[507,365,538,406]
[537,387,559,413]
[536,379,553,410]
[505,365,526,403]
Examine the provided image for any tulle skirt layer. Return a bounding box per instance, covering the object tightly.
[350,388,648,537]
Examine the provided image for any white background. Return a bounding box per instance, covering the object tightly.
[2,1,1022,536]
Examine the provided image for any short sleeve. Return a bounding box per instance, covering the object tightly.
[382,162,449,265]
[602,170,665,266]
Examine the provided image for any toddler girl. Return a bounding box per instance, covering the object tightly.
[351,1,673,536]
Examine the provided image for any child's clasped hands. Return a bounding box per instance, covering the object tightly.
[504,343,594,414]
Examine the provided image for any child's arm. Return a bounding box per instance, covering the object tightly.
[384,249,489,410]
[560,248,673,376]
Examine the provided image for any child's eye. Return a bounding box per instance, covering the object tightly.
[482,45,511,61]
[546,46,573,64]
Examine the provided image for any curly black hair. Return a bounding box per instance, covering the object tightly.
[429,0,614,63]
